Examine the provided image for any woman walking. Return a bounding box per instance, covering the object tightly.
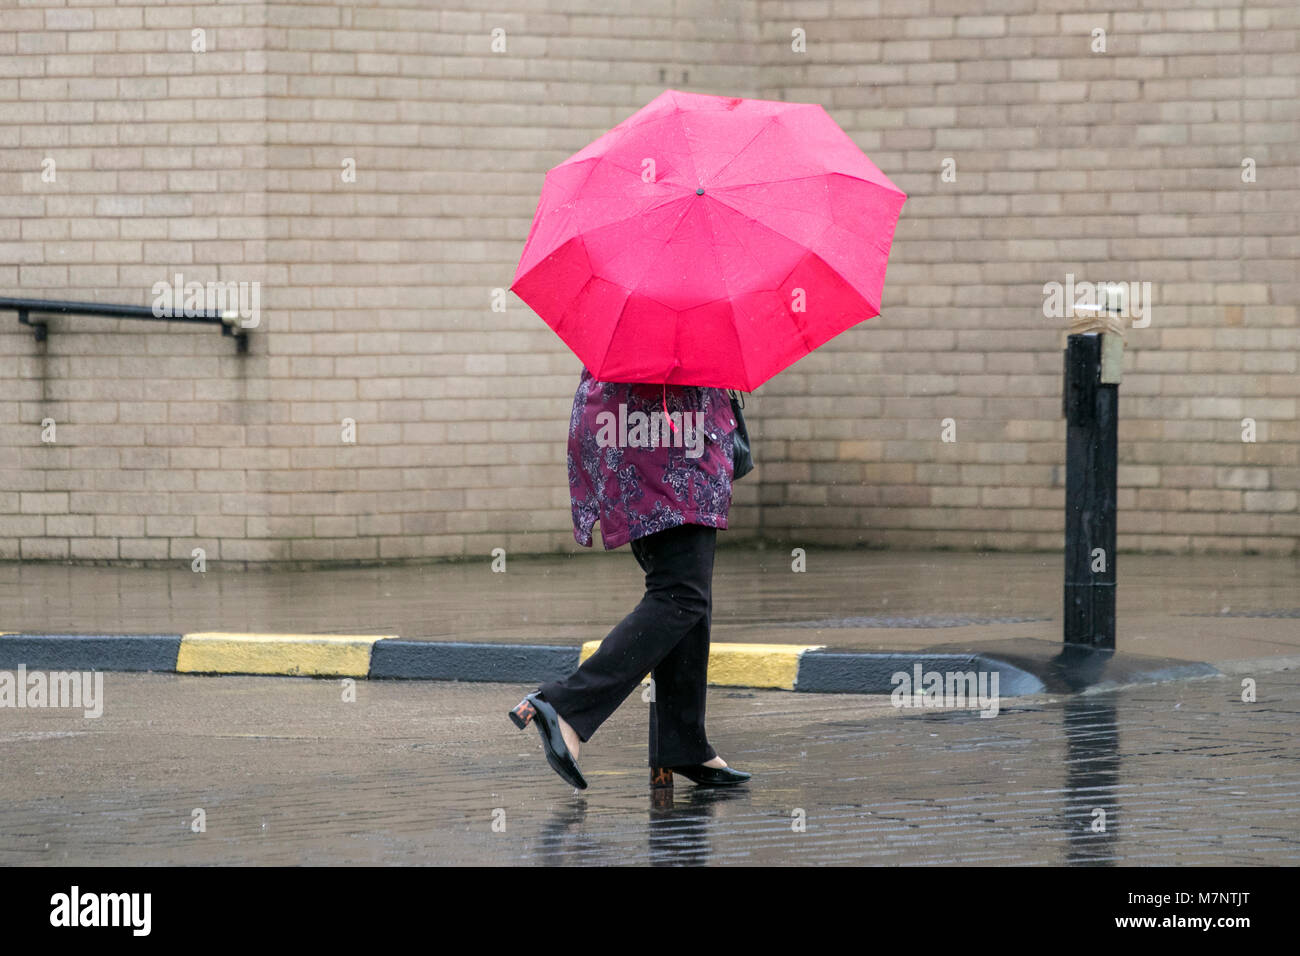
[508,366,751,790]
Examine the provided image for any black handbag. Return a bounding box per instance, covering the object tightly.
[728,390,754,480]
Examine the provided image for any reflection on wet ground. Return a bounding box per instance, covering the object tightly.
[1,666,1296,865]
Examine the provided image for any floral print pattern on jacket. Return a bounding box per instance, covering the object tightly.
[567,366,737,550]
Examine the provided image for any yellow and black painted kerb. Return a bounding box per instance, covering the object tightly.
[176,632,383,677]
[577,640,819,690]
[0,633,1219,694]
[0,633,826,687]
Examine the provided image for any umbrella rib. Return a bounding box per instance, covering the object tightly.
[704,180,883,301]
[719,196,835,357]
[724,297,752,393]
[707,174,903,232]
[601,199,695,382]
[523,155,607,267]
[705,183,835,238]
[707,114,781,186]
[697,191,760,377]
[554,107,644,174]
[710,171,904,198]
[768,107,901,191]
[726,207,825,358]
[594,287,634,382]
[774,248,824,356]
[667,101,702,192]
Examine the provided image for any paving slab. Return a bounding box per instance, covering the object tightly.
[1,665,1297,865]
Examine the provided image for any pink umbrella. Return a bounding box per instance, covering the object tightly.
[511,89,906,392]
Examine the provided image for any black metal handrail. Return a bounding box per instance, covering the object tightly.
[0,296,250,352]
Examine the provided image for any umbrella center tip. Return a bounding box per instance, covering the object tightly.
[696,187,704,195]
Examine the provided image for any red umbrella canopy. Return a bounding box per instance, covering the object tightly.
[510,89,907,392]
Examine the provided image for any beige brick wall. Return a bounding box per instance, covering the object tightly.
[1,0,1296,565]
[1,0,272,564]
[755,0,1298,556]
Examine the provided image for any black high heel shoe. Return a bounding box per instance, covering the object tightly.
[653,763,751,787]
[509,692,587,790]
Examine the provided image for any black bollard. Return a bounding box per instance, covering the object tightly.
[1062,333,1117,648]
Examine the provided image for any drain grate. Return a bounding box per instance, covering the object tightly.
[771,615,1053,629]
[1180,609,1300,619]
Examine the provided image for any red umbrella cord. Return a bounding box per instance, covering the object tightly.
[662,358,681,433]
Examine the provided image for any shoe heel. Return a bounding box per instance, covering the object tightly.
[650,767,674,789]
[509,698,537,729]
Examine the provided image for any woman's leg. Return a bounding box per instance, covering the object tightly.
[648,609,718,768]
[536,523,715,745]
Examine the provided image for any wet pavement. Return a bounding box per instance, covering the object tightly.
[2,662,1297,865]
[2,549,1298,665]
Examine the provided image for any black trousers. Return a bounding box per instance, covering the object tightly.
[538,522,718,768]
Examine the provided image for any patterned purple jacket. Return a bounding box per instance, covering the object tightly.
[567,367,738,550]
